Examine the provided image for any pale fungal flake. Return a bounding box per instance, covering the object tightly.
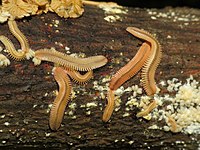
[104,15,121,23]
[0,54,10,67]
[0,7,10,23]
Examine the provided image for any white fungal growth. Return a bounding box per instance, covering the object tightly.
[151,75,200,134]
[93,68,199,134]
[32,57,41,65]
[167,78,182,92]
[0,54,10,66]
[0,10,10,23]
[86,102,98,108]
[4,122,10,126]
[25,49,35,60]
[131,85,142,97]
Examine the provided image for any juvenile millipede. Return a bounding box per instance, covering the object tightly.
[167,116,178,133]
[136,100,157,117]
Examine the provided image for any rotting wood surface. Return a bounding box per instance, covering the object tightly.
[0,5,200,149]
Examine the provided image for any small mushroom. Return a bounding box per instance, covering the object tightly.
[67,0,84,18]
[28,0,50,14]
[2,0,38,18]
[0,6,10,23]
[32,0,49,6]
[50,0,84,18]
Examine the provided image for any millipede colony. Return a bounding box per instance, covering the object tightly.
[0,0,163,131]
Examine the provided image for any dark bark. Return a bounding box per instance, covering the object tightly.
[0,5,200,149]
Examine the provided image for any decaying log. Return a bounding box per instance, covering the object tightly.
[0,4,200,149]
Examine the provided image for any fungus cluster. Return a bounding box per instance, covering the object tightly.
[0,0,84,21]
[50,0,84,18]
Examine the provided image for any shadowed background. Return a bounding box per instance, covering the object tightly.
[1,0,200,8]
[95,0,200,8]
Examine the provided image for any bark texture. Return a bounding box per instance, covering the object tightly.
[0,4,200,149]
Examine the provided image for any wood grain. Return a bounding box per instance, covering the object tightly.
[0,5,199,149]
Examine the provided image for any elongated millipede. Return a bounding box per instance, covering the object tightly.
[0,35,25,60]
[103,43,151,122]
[35,48,108,71]
[8,17,30,54]
[109,42,151,90]
[126,27,162,96]
[49,67,72,130]
[103,27,162,122]
[64,69,93,84]
[102,89,115,122]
